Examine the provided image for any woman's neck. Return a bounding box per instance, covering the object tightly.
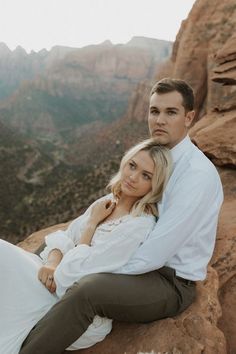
[101,193,137,224]
[115,193,138,214]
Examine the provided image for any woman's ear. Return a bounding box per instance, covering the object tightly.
[185,110,195,128]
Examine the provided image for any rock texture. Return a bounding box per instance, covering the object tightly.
[190,111,236,167]
[172,0,236,168]
[211,168,236,354]
[212,33,236,86]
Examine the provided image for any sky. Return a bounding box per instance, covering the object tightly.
[0,0,196,53]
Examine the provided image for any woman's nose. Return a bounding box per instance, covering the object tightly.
[129,172,138,182]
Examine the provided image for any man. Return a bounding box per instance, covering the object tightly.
[20,78,223,354]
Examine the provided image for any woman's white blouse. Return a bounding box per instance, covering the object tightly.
[40,195,156,298]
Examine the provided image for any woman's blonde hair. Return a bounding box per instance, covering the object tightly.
[107,139,172,217]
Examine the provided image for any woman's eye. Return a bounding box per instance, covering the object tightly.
[129,162,135,169]
[143,173,151,180]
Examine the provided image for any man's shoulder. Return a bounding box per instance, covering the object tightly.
[188,143,219,177]
[172,142,222,190]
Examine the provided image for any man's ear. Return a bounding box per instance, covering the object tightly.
[185,110,195,128]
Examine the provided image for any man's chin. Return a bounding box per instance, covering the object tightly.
[151,135,169,146]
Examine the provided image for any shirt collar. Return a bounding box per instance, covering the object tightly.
[170,135,192,164]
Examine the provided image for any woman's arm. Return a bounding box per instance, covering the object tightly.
[39,198,115,292]
[54,215,155,297]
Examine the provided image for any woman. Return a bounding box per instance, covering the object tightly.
[0,139,172,353]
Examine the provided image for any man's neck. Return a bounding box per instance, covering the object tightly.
[170,135,191,165]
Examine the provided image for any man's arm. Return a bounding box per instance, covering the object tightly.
[118,169,223,275]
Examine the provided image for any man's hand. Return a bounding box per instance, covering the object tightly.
[38,264,57,293]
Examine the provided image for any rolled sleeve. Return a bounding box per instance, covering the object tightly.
[40,230,75,262]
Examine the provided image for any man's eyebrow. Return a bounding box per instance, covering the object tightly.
[166,107,179,111]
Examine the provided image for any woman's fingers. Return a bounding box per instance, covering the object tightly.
[105,201,116,214]
[45,275,55,292]
[38,266,56,292]
[49,280,57,293]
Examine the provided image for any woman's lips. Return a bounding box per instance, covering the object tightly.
[123,180,135,190]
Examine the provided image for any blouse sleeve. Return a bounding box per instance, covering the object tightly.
[40,194,113,262]
[54,215,156,297]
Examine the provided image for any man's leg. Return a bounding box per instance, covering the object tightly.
[20,267,196,354]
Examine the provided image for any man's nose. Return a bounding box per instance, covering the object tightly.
[155,113,166,124]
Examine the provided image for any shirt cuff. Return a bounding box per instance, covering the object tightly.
[40,230,75,262]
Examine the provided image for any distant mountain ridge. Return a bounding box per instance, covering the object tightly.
[0,37,171,101]
[0,37,171,141]
[0,42,77,101]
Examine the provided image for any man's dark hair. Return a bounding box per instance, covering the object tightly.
[150,78,194,112]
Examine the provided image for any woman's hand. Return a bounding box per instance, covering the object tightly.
[78,200,116,246]
[38,248,63,293]
[38,264,57,293]
[89,199,116,226]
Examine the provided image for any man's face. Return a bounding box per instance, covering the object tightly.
[148,91,195,149]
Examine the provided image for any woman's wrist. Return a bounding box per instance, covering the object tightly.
[87,218,99,228]
[46,248,63,266]
[79,224,97,246]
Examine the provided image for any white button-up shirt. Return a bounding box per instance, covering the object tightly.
[118,135,223,280]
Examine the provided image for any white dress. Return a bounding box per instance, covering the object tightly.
[0,195,155,354]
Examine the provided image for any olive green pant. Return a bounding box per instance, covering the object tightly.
[20,265,196,354]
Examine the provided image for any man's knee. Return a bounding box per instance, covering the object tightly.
[63,273,106,313]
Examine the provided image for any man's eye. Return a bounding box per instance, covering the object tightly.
[151,110,159,115]
[167,111,176,116]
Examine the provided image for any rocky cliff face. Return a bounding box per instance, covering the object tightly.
[171,0,236,168]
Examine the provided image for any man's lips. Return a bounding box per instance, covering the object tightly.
[153,129,167,134]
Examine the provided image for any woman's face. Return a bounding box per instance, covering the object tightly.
[120,150,154,199]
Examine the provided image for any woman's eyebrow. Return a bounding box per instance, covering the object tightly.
[143,170,153,176]
[130,159,137,165]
